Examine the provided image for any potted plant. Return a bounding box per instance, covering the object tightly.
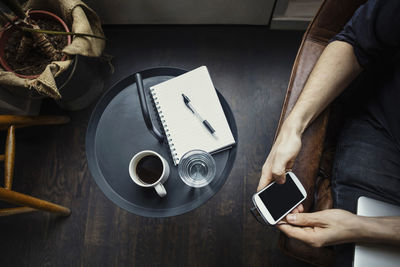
[0,0,109,112]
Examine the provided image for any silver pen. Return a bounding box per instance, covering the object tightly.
[182,93,216,135]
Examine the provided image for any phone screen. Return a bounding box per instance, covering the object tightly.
[259,174,304,221]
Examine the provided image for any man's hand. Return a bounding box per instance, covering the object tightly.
[278,209,362,247]
[257,125,302,191]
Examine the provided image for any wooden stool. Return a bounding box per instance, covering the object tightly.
[0,115,71,216]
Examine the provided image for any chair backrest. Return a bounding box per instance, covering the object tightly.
[308,0,367,43]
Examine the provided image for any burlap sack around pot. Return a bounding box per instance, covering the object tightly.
[0,0,106,99]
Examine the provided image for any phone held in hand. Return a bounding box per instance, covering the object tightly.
[252,172,307,225]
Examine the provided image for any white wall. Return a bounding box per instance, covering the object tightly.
[85,0,275,25]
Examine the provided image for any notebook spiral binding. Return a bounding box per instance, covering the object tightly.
[150,88,179,163]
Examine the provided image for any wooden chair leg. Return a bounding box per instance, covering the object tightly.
[4,125,15,189]
[0,207,36,216]
[0,188,71,216]
[0,115,70,129]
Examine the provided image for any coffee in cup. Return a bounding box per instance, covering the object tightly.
[129,150,170,197]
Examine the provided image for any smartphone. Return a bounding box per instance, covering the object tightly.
[252,172,307,225]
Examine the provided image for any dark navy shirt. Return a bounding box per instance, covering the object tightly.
[332,0,400,147]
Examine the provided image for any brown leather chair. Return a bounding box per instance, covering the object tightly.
[275,0,367,266]
[0,115,71,216]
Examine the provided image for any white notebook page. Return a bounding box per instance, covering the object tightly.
[150,66,235,165]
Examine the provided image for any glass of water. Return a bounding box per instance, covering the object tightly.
[178,149,216,188]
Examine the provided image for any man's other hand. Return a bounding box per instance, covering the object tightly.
[278,209,360,247]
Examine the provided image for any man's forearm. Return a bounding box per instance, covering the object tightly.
[258,40,364,187]
[357,216,400,245]
[283,40,362,134]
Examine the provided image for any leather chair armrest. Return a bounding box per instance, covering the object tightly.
[276,37,330,211]
[277,37,333,266]
[279,237,335,267]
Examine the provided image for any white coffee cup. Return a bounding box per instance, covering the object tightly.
[128,150,170,197]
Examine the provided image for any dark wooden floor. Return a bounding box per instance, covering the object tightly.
[0,26,312,267]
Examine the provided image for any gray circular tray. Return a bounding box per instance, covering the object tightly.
[86,67,237,217]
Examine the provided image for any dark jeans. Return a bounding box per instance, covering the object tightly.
[331,116,400,267]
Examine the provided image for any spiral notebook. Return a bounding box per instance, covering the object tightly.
[150,66,235,165]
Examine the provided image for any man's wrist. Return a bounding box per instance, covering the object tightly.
[355,216,393,243]
[351,215,372,242]
[281,116,307,136]
[356,216,400,244]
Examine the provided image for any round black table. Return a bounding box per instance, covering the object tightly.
[86,67,237,217]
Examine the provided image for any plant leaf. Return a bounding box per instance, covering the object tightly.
[0,0,26,19]
[0,9,13,25]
